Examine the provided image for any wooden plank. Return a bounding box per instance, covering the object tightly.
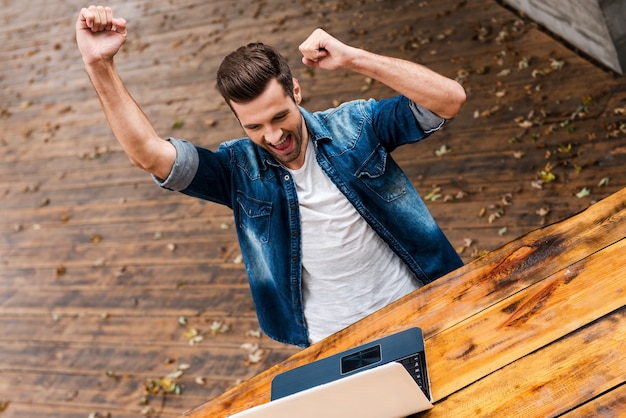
[0,287,255,317]
[0,204,234,237]
[0,263,248,288]
[427,238,626,400]
[0,403,178,418]
[1,197,195,226]
[423,307,626,417]
[559,382,626,418]
[2,231,240,268]
[0,314,272,346]
[0,341,294,386]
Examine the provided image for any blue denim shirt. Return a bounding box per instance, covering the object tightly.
[156,95,463,347]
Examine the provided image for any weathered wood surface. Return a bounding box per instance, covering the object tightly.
[1,0,625,416]
[183,188,626,417]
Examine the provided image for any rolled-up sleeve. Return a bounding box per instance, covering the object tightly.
[408,100,446,134]
[152,138,199,191]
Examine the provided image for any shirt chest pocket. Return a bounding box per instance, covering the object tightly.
[355,145,407,202]
[236,192,273,243]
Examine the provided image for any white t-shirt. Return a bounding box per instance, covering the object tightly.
[289,140,422,343]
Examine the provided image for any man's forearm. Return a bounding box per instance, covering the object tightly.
[85,61,176,179]
[345,48,466,119]
[299,29,466,119]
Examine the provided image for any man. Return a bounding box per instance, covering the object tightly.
[76,6,466,347]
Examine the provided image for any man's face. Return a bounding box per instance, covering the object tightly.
[231,78,307,170]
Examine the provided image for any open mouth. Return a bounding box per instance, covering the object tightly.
[270,134,293,153]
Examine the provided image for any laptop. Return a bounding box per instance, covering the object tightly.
[229,328,433,418]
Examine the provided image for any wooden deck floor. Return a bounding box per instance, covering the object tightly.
[1,0,624,417]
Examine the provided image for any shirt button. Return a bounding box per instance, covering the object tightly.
[284,174,290,181]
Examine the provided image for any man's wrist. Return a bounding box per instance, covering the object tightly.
[84,58,117,81]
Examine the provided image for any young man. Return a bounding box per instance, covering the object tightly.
[76,6,466,347]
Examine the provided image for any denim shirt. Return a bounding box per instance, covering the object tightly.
[156,95,463,347]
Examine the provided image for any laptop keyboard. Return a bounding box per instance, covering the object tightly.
[397,352,431,400]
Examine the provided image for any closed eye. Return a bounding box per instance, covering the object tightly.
[272,111,288,122]
[243,110,289,131]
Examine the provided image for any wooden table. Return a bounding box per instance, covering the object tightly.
[183,187,626,417]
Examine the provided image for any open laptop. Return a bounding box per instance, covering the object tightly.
[229,328,433,418]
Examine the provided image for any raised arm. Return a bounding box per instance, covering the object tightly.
[76,6,176,179]
[299,29,466,119]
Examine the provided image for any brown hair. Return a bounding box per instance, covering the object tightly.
[217,43,294,106]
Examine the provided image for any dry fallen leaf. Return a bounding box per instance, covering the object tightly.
[88,413,111,418]
[248,349,264,364]
[140,407,154,417]
[538,163,556,183]
[93,257,106,268]
[210,321,230,335]
[536,206,550,217]
[424,186,442,201]
[550,58,565,70]
[246,329,262,338]
[576,187,591,198]
[456,237,475,254]
[56,265,66,277]
[531,180,544,189]
[183,327,203,345]
[240,342,265,364]
[435,144,450,157]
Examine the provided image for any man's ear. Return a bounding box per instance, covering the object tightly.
[293,78,302,104]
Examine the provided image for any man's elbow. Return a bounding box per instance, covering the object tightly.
[128,155,148,171]
[126,139,176,179]
[128,154,168,179]
[442,83,467,119]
